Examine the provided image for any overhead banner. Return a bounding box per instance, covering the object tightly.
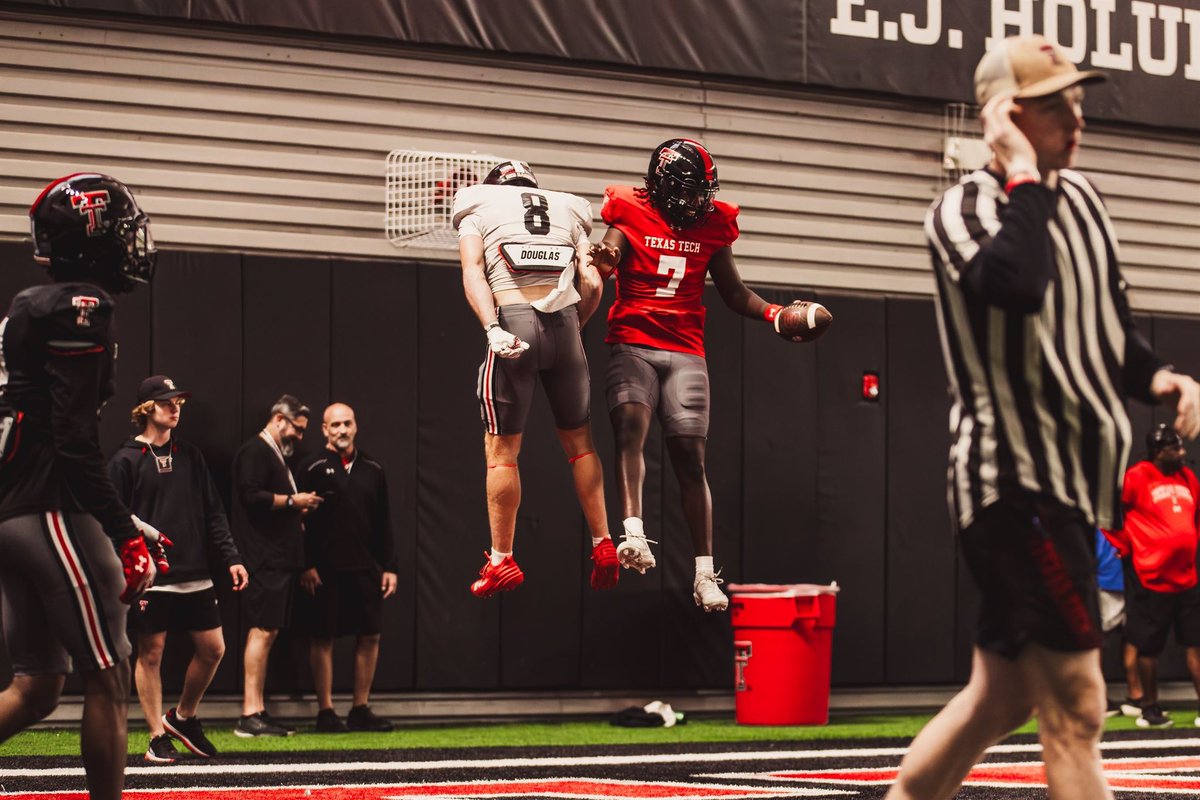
[8,0,1199,130]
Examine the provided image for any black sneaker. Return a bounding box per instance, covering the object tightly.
[145,733,180,764]
[1104,698,1121,718]
[346,704,394,732]
[316,707,349,733]
[234,711,291,738]
[1120,697,1145,717]
[1136,704,1174,729]
[261,709,297,735]
[162,707,217,757]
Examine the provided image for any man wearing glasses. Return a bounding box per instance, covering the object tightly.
[109,376,248,762]
[231,394,321,737]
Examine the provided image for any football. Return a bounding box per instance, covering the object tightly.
[774,301,833,343]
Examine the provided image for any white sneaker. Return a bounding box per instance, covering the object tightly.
[617,532,657,574]
[694,570,729,612]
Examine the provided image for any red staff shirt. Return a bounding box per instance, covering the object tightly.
[1104,460,1200,592]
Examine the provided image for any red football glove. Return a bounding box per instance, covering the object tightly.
[118,536,155,604]
[119,516,174,603]
[131,514,173,575]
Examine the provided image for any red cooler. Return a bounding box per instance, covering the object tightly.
[729,583,839,725]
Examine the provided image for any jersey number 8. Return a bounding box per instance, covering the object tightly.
[520,193,550,236]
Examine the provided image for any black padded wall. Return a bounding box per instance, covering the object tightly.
[885,296,956,684]
[813,293,888,684]
[414,264,499,688]
[150,251,244,696]
[330,259,419,691]
[741,288,819,582]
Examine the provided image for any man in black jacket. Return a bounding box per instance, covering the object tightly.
[297,403,398,732]
[0,173,165,800]
[231,395,322,737]
[109,375,248,763]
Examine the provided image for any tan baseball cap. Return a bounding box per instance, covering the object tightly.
[974,35,1106,106]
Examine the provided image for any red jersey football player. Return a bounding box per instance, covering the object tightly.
[589,139,800,612]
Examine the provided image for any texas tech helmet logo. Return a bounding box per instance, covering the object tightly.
[70,190,110,236]
[656,147,683,173]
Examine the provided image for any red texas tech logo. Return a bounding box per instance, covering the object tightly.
[72,295,100,328]
[70,190,110,236]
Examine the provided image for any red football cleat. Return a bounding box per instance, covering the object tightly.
[470,552,524,598]
[590,538,619,590]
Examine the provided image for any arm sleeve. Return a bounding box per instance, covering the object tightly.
[1111,272,1165,403]
[44,349,137,543]
[929,182,1058,314]
[374,469,399,573]
[236,445,276,511]
[107,452,134,507]
[199,451,241,567]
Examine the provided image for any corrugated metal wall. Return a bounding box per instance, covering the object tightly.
[1,12,1197,313]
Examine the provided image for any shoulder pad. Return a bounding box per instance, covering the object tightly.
[710,200,740,245]
[451,184,487,230]
[26,283,114,346]
[601,185,640,226]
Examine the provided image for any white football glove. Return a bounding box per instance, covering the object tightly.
[486,324,530,359]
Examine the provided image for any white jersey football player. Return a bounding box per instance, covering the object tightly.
[453,160,618,598]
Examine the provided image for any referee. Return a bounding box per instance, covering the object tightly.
[887,35,1200,800]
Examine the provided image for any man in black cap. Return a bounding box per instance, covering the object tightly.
[109,376,248,763]
[1103,425,1200,729]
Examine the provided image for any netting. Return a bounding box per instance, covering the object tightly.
[385,150,504,248]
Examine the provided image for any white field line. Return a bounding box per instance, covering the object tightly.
[0,738,1198,779]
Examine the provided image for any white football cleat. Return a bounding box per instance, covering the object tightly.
[617,532,657,574]
[694,570,729,612]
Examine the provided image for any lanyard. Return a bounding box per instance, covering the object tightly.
[259,429,297,493]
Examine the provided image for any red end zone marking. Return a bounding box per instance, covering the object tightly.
[0,778,832,800]
[774,755,1200,793]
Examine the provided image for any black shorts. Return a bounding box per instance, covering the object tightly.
[476,304,590,435]
[295,569,383,638]
[133,587,222,634]
[1125,569,1200,656]
[242,569,295,631]
[960,495,1101,659]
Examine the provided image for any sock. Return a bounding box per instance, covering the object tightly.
[623,516,644,537]
[592,537,604,547]
[491,549,512,566]
[175,710,190,721]
[695,556,714,575]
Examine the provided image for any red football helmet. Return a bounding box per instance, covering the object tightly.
[644,139,719,229]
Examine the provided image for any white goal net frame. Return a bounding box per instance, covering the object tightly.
[385,150,504,248]
[942,102,991,187]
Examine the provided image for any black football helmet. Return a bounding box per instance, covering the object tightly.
[484,160,538,189]
[644,139,719,229]
[1147,423,1183,456]
[29,173,156,292]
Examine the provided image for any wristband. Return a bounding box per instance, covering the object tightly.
[484,321,500,332]
[1005,174,1040,194]
[286,494,294,508]
[763,304,783,323]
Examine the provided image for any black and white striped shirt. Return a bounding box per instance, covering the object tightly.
[926,168,1163,531]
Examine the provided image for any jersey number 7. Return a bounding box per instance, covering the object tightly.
[655,255,686,298]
